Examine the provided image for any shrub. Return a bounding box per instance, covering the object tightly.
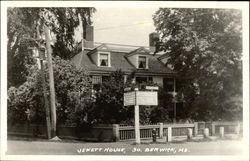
[88,70,172,124]
[8,56,93,126]
[87,70,132,124]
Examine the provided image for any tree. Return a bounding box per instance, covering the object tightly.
[153,8,242,121]
[7,8,40,87]
[87,71,173,124]
[49,8,96,59]
[8,56,93,126]
[149,87,172,123]
[87,70,133,124]
[7,7,95,87]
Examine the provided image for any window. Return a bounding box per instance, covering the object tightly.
[136,77,147,84]
[92,75,102,84]
[92,76,102,91]
[138,56,147,69]
[135,77,153,84]
[92,75,110,85]
[148,77,153,82]
[102,76,110,82]
[163,78,174,92]
[175,79,182,92]
[99,53,109,67]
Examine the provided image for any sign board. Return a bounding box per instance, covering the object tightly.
[124,87,132,92]
[124,88,159,145]
[136,91,158,106]
[145,86,159,91]
[124,91,136,106]
[124,91,158,106]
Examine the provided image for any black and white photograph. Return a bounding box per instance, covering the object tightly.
[0,1,249,161]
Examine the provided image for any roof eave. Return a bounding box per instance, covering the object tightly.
[88,70,177,76]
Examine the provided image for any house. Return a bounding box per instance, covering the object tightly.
[71,25,184,120]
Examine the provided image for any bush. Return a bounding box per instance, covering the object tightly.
[88,70,133,124]
[88,70,172,124]
[8,56,93,126]
[8,65,46,125]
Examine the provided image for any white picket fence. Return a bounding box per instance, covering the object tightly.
[118,122,242,141]
[119,124,159,140]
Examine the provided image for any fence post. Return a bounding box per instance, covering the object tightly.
[219,127,224,138]
[211,122,216,136]
[159,123,163,138]
[235,122,241,136]
[187,128,193,140]
[194,122,198,136]
[203,128,209,139]
[112,124,119,142]
[167,127,172,142]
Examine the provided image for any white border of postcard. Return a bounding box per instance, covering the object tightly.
[1,1,249,161]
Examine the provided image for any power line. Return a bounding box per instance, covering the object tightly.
[95,21,153,31]
[19,21,155,46]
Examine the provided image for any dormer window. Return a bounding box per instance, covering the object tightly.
[100,53,108,66]
[138,56,147,69]
[98,52,110,67]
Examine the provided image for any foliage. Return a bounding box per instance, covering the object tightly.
[7,8,40,87]
[8,66,44,124]
[48,8,96,59]
[149,87,172,123]
[149,106,170,123]
[87,70,173,124]
[87,70,133,124]
[8,56,93,126]
[52,57,93,126]
[7,7,95,87]
[153,8,242,121]
[126,82,172,124]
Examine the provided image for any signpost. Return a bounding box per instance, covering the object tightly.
[124,86,158,144]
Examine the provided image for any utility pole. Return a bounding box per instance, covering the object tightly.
[40,56,52,139]
[44,25,57,138]
[173,78,176,123]
[36,24,51,139]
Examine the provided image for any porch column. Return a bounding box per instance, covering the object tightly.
[123,75,127,83]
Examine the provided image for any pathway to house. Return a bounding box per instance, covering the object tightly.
[6,136,244,156]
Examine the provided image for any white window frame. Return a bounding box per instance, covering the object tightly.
[98,51,111,67]
[137,55,148,69]
[92,75,102,84]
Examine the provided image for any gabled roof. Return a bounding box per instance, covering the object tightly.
[87,44,111,55]
[126,47,150,57]
[72,44,176,76]
[77,41,166,55]
[95,43,111,51]
[72,50,135,73]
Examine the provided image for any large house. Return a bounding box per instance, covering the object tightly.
[71,25,184,120]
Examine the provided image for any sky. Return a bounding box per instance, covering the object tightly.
[91,8,159,47]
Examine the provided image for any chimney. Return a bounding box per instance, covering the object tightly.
[149,32,159,53]
[83,25,94,49]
